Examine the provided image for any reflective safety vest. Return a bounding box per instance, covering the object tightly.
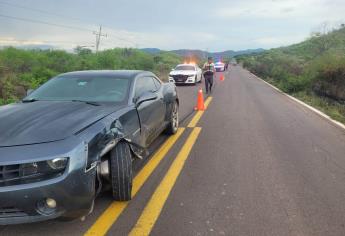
[203,62,215,75]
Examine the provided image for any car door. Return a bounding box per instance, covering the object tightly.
[135,76,165,146]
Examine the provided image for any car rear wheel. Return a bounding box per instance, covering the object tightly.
[166,101,179,134]
[110,142,133,201]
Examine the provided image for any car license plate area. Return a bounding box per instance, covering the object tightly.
[173,75,187,82]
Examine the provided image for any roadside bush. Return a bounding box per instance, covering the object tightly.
[237,27,345,123]
[310,54,345,101]
[278,76,311,93]
[0,47,182,104]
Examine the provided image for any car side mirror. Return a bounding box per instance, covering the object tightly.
[26,89,34,96]
[136,92,158,107]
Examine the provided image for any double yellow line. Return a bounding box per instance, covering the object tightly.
[129,127,201,236]
[85,96,212,236]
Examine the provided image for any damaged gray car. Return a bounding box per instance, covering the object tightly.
[0,70,179,225]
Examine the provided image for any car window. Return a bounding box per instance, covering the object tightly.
[26,75,130,103]
[152,77,162,90]
[135,77,157,98]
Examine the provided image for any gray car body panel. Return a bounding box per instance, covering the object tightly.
[0,70,178,225]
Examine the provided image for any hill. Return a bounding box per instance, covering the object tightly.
[141,48,265,60]
[236,26,345,123]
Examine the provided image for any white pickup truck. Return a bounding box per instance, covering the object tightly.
[169,64,202,85]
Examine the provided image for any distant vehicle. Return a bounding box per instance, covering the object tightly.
[169,64,202,85]
[0,70,179,225]
[214,62,225,72]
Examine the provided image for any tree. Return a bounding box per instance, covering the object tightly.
[74,46,92,56]
[310,22,338,54]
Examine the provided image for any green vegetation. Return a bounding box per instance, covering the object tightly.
[237,26,345,123]
[0,47,182,105]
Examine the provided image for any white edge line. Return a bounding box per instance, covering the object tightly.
[248,71,345,131]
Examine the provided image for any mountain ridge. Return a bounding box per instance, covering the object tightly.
[141,48,265,59]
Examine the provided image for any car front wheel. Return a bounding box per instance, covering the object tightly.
[166,101,179,134]
[110,142,133,201]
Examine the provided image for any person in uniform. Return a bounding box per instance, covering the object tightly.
[202,57,215,94]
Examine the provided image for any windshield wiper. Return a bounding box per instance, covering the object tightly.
[22,99,101,106]
[22,98,39,103]
[71,100,101,106]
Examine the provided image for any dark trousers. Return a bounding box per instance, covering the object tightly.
[204,74,213,93]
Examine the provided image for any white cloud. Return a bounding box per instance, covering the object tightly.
[215,0,345,23]
[0,37,43,45]
[1,0,344,51]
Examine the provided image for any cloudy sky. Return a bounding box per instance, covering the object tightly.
[0,0,344,51]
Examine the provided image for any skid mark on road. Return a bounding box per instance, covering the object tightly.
[129,127,202,236]
[84,128,185,236]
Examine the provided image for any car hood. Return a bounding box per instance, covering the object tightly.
[170,70,196,76]
[0,101,124,147]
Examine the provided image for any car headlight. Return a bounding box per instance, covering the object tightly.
[22,158,69,176]
[0,158,69,187]
[47,157,68,170]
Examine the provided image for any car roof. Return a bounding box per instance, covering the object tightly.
[58,70,154,79]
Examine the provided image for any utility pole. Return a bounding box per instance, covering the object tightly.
[93,25,107,53]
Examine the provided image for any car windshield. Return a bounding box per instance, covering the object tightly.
[175,65,195,71]
[25,75,130,103]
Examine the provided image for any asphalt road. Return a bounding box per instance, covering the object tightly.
[2,66,345,236]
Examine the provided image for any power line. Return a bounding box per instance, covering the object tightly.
[107,33,137,45]
[0,38,92,45]
[0,1,139,46]
[101,25,138,44]
[0,13,138,47]
[0,0,90,24]
[0,3,142,50]
[0,13,93,32]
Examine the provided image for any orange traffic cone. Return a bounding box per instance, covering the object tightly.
[220,74,224,81]
[194,89,205,111]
